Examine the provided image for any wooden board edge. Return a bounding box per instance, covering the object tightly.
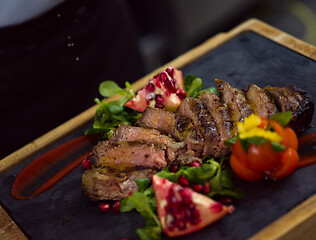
[0,205,28,240]
[242,19,316,61]
[249,193,316,240]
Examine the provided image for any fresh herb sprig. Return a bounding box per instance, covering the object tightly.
[120,157,242,240]
[85,81,141,139]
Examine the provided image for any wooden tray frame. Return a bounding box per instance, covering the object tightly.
[1,18,316,240]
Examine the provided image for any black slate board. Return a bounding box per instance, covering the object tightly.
[1,31,316,240]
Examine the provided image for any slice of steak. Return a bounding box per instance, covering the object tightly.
[199,91,232,156]
[110,124,188,165]
[136,107,189,141]
[216,79,252,135]
[111,124,183,149]
[177,97,222,157]
[245,83,278,119]
[265,85,314,133]
[93,141,167,170]
[82,167,155,201]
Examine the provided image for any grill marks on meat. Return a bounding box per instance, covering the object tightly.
[265,85,314,133]
[82,167,155,201]
[177,97,222,157]
[93,141,167,170]
[109,125,197,166]
[199,91,232,157]
[216,79,252,135]
[83,79,314,201]
[137,107,189,141]
[245,84,278,119]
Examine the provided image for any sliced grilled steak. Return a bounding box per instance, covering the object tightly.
[93,141,167,170]
[265,85,314,133]
[245,84,278,119]
[137,107,189,141]
[199,91,232,156]
[216,79,252,135]
[82,167,155,201]
[177,97,221,157]
[110,124,196,165]
[111,124,183,149]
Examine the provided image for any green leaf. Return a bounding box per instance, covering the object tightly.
[196,87,218,97]
[270,111,292,127]
[119,198,135,212]
[183,74,203,97]
[135,178,150,192]
[224,136,237,146]
[137,226,162,240]
[127,192,160,226]
[271,142,286,152]
[183,74,197,92]
[107,101,123,114]
[187,78,203,97]
[239,138,250,153]
[246,137,267,145]
[99,80,122,97]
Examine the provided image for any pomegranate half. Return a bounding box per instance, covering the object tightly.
[125,66,185,112]
[152,175,234,237]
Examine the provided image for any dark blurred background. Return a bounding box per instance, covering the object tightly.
[1,0,316,159]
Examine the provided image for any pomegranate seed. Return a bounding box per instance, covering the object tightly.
[147,92,155,100]
[145,83,155,92]
[219,197,232,204]
[191,208,200,220]
[176,89,186,100]
[99,203,111,212]
[158,72,168,82]
[210,202,223,213]
[178,175,189,187]
[188,161,201,167]
[113,201,120,213]
[155,102,164,109]
[82,159,92,169]
[166,66,174,78]
[163,78,176,93]
[169,165,178,173]
[192,184,203,193]
[203,182,210,194]
[179,189,192,204]
[155,94,164,103]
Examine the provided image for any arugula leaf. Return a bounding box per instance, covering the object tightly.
[137,226,162,240]
[99,80,122,97]
[183,74,203,97]
[183,74,218,98]
[196,87,218,97]
[156,158,242,199]
[85,81,140,138]
[135,178,150,192]
[270,111,292,127]
[120,191,162,240]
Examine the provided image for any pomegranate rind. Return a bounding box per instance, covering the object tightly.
[125,67,185,112]
[152,175,233,237]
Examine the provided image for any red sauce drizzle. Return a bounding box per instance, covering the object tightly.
[12,134,100,199]
[297,132,316,169]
